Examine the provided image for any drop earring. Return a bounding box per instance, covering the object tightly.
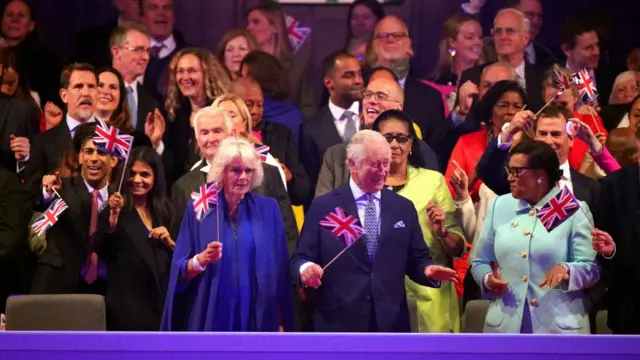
[536,177,543,185]
[448,48,457,57]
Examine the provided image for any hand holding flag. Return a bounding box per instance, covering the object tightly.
[319,207,365,270]
[31,198,69,236]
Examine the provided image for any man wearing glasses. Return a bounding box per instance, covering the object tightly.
[110,22,161,132]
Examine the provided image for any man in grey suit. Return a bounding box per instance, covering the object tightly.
[315,69,439,198]
[170,106,298,253]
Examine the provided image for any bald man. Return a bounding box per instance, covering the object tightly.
[230,78,311,206]
[315,68,439,197]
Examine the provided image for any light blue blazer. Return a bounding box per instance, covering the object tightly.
[471,186,600,334]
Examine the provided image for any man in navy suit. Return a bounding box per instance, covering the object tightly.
[290,130,458,332]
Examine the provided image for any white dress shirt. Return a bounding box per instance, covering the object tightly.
[328,100,360,139]
[558,161,573,193]
[514,60,526,90]
[525,43,536,65]
[151,35,177,59]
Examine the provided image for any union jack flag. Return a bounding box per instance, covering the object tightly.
[254,144,270,162]
[536,186,580,232]
[285,14,311,53]
[191,182,218,221]
[552,67,572,92]
[319,207,364,246]
[93,119,134,159]
[31,198,69,236]
[572,69,599,103]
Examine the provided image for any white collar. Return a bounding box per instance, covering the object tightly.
[559,161,571,180]
[151,34,176,51]
[84,181,108,201]
[349,177,381,201]
[328,99,359,121]
[66,114,95,132]
[192,159,213,174]
[125,76,144,88]
[515,60,525,76]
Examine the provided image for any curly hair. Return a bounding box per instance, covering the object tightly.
[164,47,231,121]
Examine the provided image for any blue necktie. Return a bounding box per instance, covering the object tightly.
[364,194,378,259]
[127,85,138,128]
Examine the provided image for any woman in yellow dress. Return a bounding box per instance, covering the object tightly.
[372,109,467,332]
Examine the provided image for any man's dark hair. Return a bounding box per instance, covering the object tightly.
[72,122,98,155]
[535,104,573,126]
[559,15,597,49]
[321,51,357,78]
[60,63,96,90]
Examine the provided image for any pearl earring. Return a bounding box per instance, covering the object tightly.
[448,48,457,57]
[536,177,542,184]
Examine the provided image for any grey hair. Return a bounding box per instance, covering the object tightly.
[609,70,637,104]
[495,8,531,35]
[193,105,234,136]
[346,130,390,166]
[207,136,264,189]
[482,61,518,81]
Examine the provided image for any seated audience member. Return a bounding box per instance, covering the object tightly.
[343,0,384,60]
[240,50,305,145]
[603,94,640,132]
[472,140,599,333]
[609,71,638,106]
[98,147,174,331]
[374,110,466,333]
[215,29,260,80]
[246,2,315,117]
[161,137,294,331]
[230,77,310,207]
[31,123,119,295]
[605,127,639,167]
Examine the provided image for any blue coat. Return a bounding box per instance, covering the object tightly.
[290,183,439,332]
[471,187,600,334]
[160,192,294,331]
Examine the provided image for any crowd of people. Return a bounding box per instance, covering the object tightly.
[0,0,639,334]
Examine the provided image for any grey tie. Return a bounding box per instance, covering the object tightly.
[363,194,379,259]
[342,110,357,142]
[127,85,138,128]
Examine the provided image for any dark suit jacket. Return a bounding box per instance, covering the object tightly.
[259,120,311,206]
[170,161,299,255]
[402,76,446,148]
[163,100,201,187]
[594,165,640,334]
[315,140,440,198]
[143,32,188,103]
[24,122,72,206]
[459,61,545,112]
[0,166,32,312]
[299,106,343,203]
[30,176,102,294]
[74,20,117,69]
[482,37,558,70]
[290,183,438,332]
[476,139,600,209]
[95,207,171,331]
[0,95,39,173]
[134,83,161,133]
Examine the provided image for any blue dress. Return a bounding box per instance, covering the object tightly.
[160,191,294,332]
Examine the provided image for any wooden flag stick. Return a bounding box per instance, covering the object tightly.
[587,105,603,135]
[52,188,62,199]
[535,91,563,117]
[116,152,131,194]
[322,243,355,271]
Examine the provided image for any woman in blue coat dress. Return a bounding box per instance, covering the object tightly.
[161,136,294,331]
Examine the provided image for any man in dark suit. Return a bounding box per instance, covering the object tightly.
[73,0,141,68]
[458,8,544,112]
[24,63,98,206]
[291,130,458,332]
[140,0,188,102]
[476,105,600,209]
[110,21,161,135]
[560,15,614,107]
[31,123,119,295]
[593,162,640,334]
[0,95,39,176]
[170,106,298,254]
[301,51,364,207]
[365,16,445,149]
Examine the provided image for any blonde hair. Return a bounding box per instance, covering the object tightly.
[248,3,294,66]
[212,94,252,132]
[192,106,234,136]
[208,137,264,189]
[164,48,231,121]
[609,70,638,104]
[431,14,484,81]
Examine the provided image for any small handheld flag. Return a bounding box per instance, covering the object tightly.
[552,66,572,92]
[319,207,364,246]
[536,186,580,232]
[93,119,134,160]
[254,144,270,162]
[572,69,599,104]
[191,182,219,221]
[285,14,311,53]
[31,198,69,236]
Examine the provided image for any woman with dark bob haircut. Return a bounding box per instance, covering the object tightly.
[372,109,467,333]
[471,140,599,334]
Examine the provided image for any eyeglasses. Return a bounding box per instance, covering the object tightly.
[363,91,399,103]
[504,166,534,177]
[121,46,151,56]
[383,133,412,144]
[374,32,409,41]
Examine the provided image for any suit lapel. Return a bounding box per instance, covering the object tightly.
[122,209,162,291]
[570,169,590,206]
[67,176,92,247]
[318,106,343,146]
[335,184,370,268]
[52,122,72,161]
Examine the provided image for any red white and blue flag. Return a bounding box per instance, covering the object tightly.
[191,182,219,221]
[31,198,69,236]
[285,14,311,53]
[553,67,572,92]
[93,119,134,159]
[254,144,270,162]
[536,186,580,232]
[319,207,364,246]
[572,69,599,104]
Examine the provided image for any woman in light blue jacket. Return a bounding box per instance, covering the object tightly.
[471,140,599,334]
